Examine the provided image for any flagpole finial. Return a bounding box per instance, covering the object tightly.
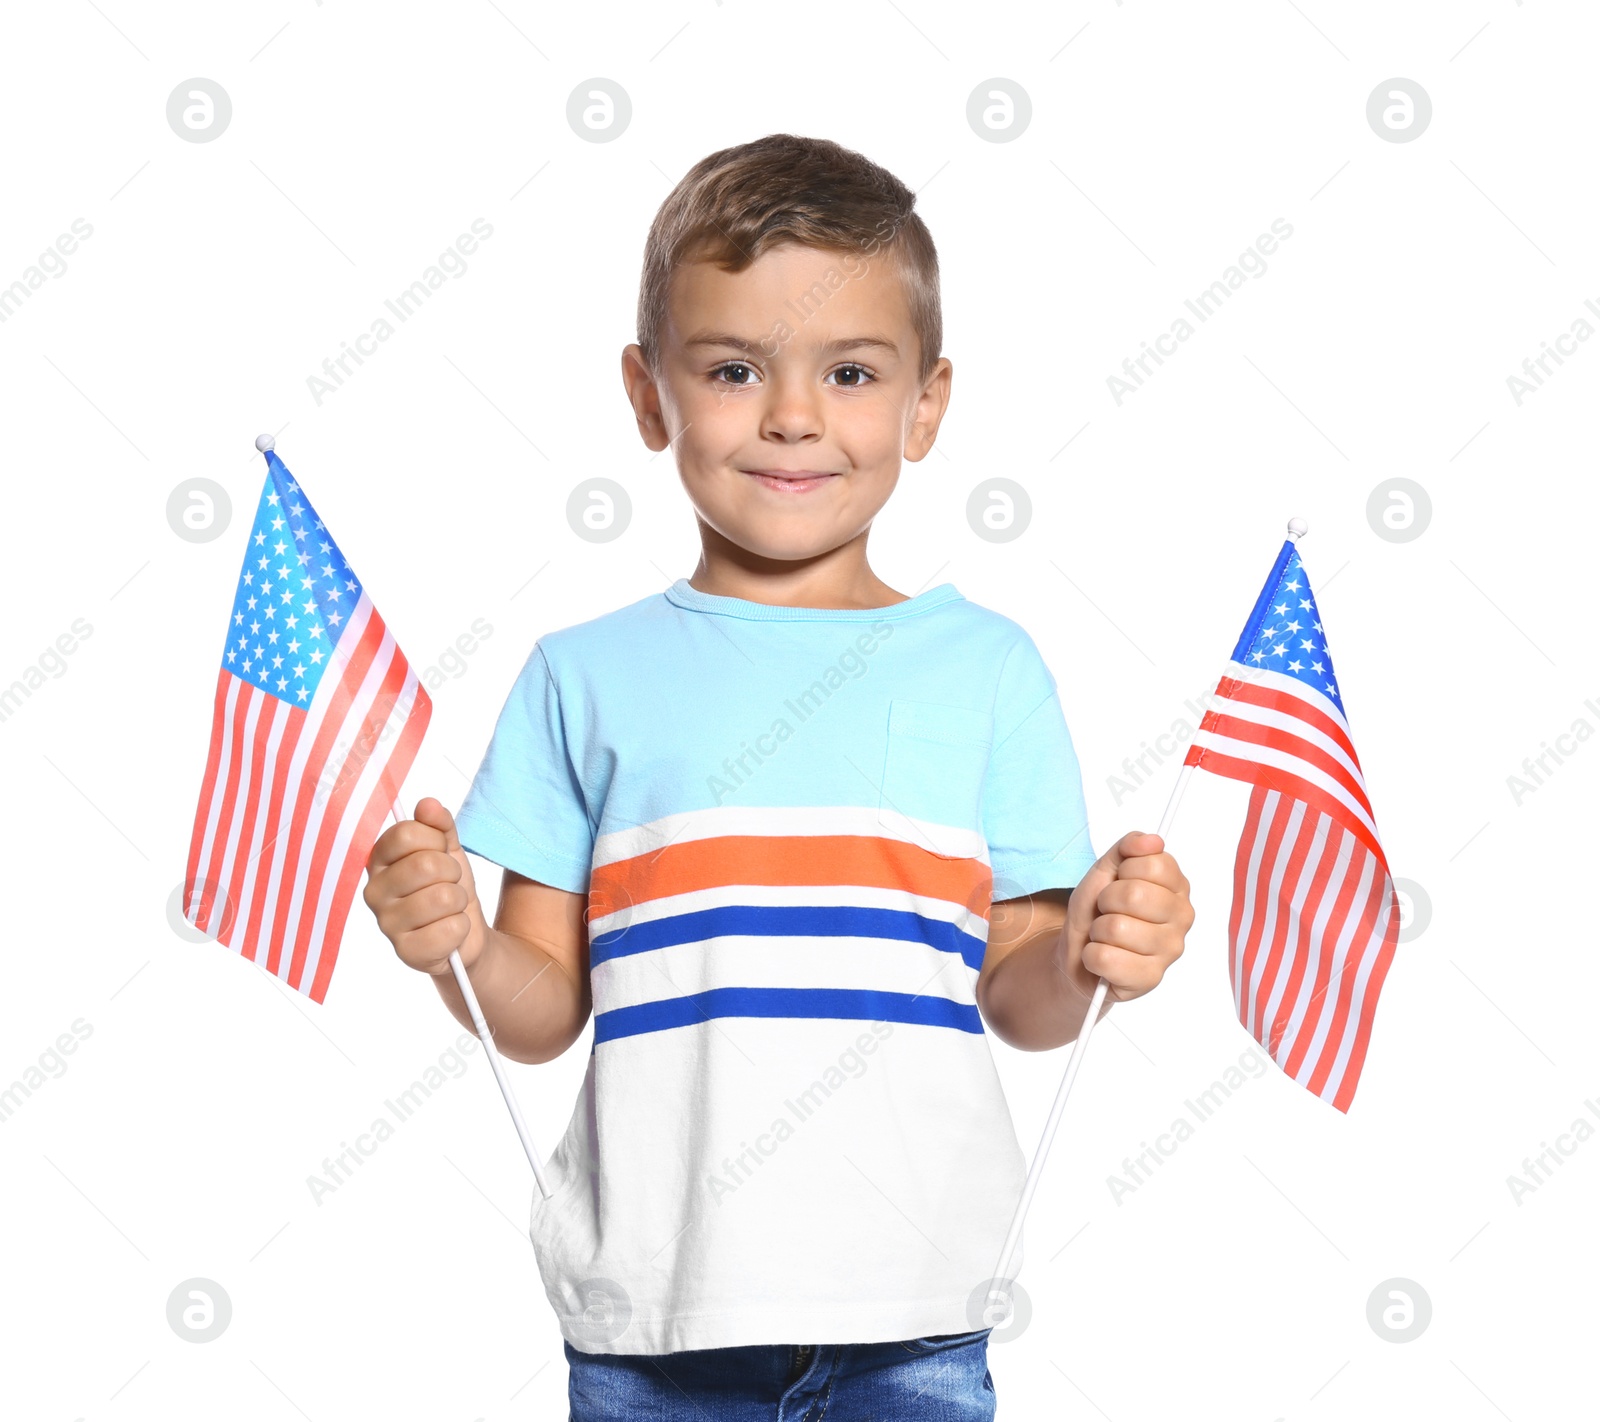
[254,433,275,453]
[1287,517,1308,541]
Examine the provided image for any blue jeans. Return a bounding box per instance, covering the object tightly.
[565,1327,996,1420]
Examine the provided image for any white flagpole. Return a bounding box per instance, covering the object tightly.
[980,516,1309,1328]
[390,799,552,1199]
[981,766,1194,1324]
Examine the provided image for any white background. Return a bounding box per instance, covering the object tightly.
[2,1,1594,1418]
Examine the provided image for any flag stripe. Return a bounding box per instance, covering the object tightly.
[235,697,311,961]
[263,600,389,984]
[190,674,247,931]
[303,682,431,1003]
[185,670,233,921]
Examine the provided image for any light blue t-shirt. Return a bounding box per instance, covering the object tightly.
[456,577,1097,1355]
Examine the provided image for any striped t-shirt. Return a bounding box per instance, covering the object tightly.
[454,576,1098,1356]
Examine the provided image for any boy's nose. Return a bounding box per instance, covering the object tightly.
[757,381,824,441]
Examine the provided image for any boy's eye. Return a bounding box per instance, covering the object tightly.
[710,361,760,386]
[826,363,875,388]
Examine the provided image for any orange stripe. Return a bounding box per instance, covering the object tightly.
[591,833,993,923]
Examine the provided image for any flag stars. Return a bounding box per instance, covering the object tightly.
[274,540,287,556]
[1287,659,1304,673]
[271,515,284,531]
[293,662,307,679]
[296,686,308,702]
[309,648,324,665]
[254,531,265,546]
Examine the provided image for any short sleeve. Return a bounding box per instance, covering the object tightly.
[454,643,595,895]
[981,634,1098,901]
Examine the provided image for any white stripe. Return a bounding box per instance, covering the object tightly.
[1232,790,1276,1021]
[1255,809,1332,1052]
[228,698,292,959]
[592,803,990,871]
[1290,849,1378,1093]
[1320,875,1395,1104]
[253,597,377,976]
[189,675,245,931]
[275,620,398,988]
[586,879,992,943]
[1191,725,1381,847]
[1271,820,1353,1071]
[1205,690,1368,796]
[1217,659,1352,739]
[594,934,983,1016]
[206,688,266,939]
[1244,797,1307,1041]
[297,666,423,992]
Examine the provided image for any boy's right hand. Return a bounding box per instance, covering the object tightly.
[363,797,489,975]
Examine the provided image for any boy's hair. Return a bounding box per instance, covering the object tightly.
[636,133,941,386]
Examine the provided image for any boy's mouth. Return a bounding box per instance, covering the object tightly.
[740,468,841,493]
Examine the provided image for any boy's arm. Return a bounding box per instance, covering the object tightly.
[976,831,1193,1052]
[430,869,593,1066]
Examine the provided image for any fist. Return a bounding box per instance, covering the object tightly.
[363,797,488,974]
[1060,830,1195,1004]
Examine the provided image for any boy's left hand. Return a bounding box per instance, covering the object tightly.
[1060,831,1195,1004]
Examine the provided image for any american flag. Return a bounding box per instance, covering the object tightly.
[1182,536,1398,1112]
[183,447,431,1003]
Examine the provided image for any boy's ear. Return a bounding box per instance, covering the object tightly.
[903,356,953,464]
[621,344,672,453]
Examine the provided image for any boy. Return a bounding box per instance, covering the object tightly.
[363,133,1193,1419]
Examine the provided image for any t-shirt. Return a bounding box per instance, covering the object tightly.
[454,576,1098,1356]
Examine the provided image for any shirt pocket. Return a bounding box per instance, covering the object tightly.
[877,699,994,857]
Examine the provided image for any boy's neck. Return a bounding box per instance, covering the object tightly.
[687,542,910,612]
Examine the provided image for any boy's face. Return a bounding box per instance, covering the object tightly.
[622,242,952,565]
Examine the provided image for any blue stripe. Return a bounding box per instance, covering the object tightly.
[593,986,983,1045]
[590,903,987,972]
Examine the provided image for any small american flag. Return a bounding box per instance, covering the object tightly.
[183,446,430,1003]
[1183,536,1398,1112]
